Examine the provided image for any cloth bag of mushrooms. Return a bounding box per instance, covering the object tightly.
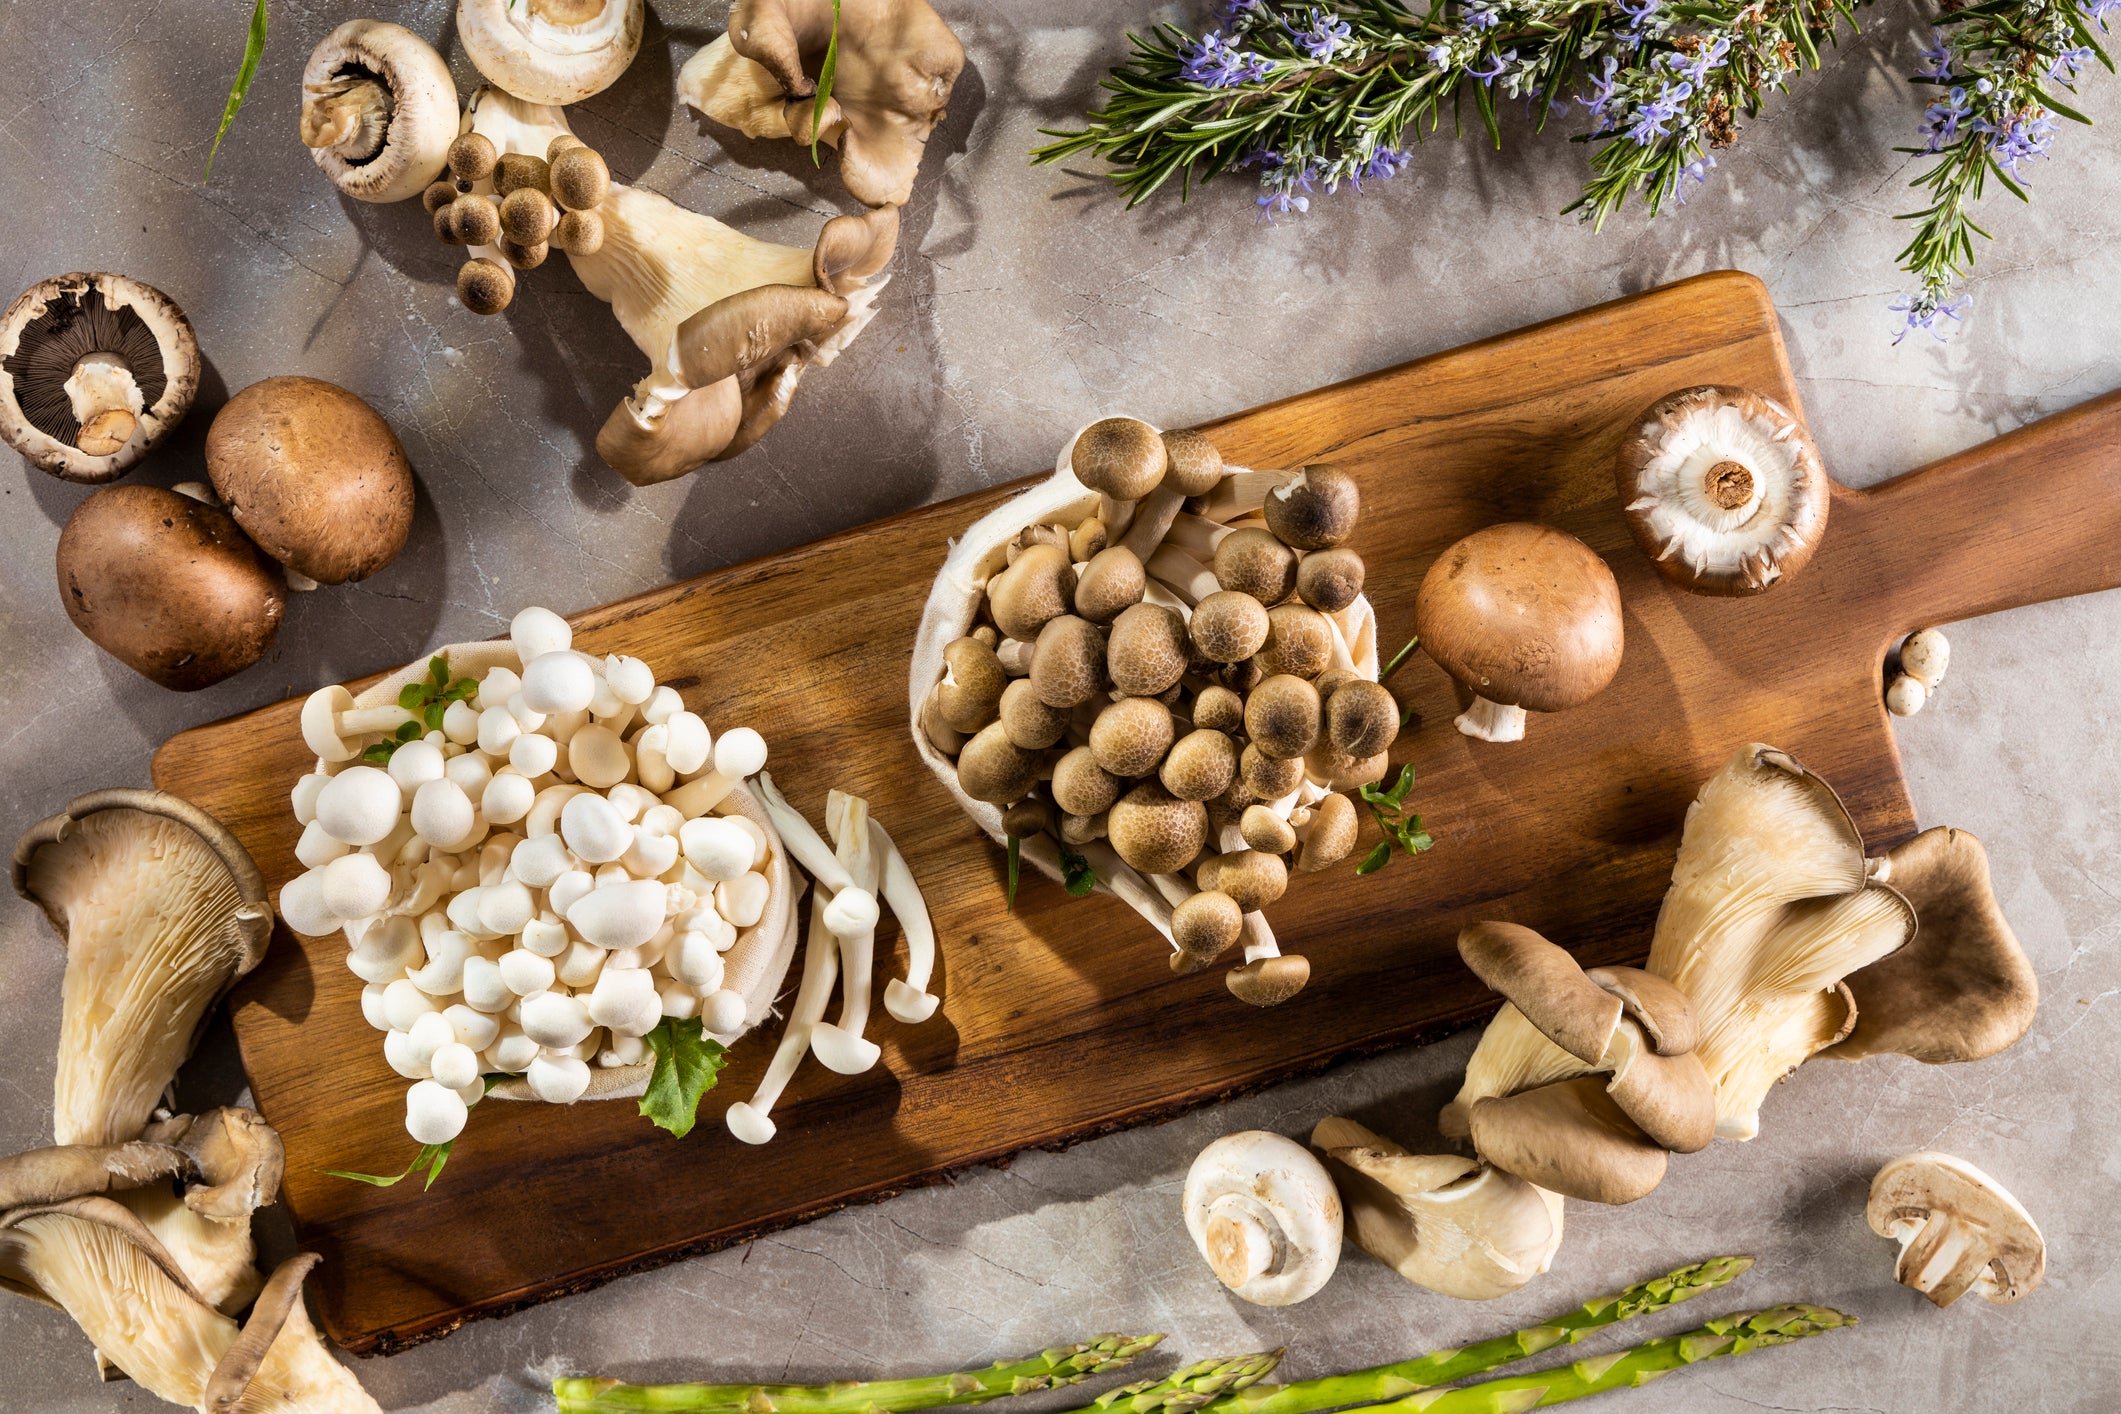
[910,418,1394,1005]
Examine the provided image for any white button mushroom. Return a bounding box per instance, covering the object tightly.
[522,650,597,715]
[1900,627,1951,689]
[560,792,631,863]
[520,990,594,1048]
[566,878,668,950]
[411,778,476,848]
[462,954,511,1012]
[429,1041,481,1090]
[588,966,662,1036]
[511,605,572,662]
[1183,1131,1344,1306]
[1886,673,1928,717]
[405,1077,469,1144]
[526,1051,591,1103]
[315,766,403,846]
[486,1026,540,1072]
[321,851,393,920]
[605,655,654,704]
[383,977,439,1031]
[499,948,558,996]
[387,738,447,791]
[679,816,756,881]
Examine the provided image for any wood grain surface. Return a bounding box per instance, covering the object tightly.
[151,271,2121,1354]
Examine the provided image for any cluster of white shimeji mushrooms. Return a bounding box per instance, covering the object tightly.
[278,608,776,1146]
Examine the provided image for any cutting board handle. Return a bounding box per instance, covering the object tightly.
[1835,388,2121,636]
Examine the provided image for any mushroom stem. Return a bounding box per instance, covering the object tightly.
[1454,695,1527,743]
[300,77,393,153]
[871,819,940,1024]
[808,791,883,1076]
[1146,544,1218,606]
[1117,487,1188,564]
[754,771,858,895]
[63,353,142,456]
[725,884,841,1145]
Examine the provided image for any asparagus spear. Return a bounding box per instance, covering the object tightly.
[1093,1352,1287,1414]
[1206,1256,1753,1414]
[1363,1305,1854,1412]
[555,1334,1166,1414]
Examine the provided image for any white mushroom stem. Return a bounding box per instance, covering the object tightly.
[1146,545,1218,606]
[1099,495,1137,541]
[1455,696,1527,743]
[63,353,143,453]
[871,819,940,1024]
[1162,512,1235,559]
[996,639,1036,675]
[1117,486,1189,563]
[1065,838,1175,942]
[725,885,841,1146]
[1240,912,1280,964]
[1197,469,1284,520]
[808,791,883,1076]
[754,771,857,895]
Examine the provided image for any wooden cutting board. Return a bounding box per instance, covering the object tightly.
[152,271,2121,1354]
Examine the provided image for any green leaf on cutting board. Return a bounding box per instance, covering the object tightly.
[639,1017,728,1139]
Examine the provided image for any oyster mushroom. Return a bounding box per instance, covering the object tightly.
[300,20,458,203]
[1465,1075,1669,1206]
[460,0,644,105]
[1183,1131,1342,1306]
[679,0,967,209]
[0,272,200,483]
[1311,1116,1563,1300]
[205,377,415,587]
[117,1108,285,1317]
[1616,386,1829,596]
[1867,1152,2045,1307]
[13,792,272,1147]
[1415,523,1624,743]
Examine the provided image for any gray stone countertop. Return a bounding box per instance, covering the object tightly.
[2,2,2117,1410]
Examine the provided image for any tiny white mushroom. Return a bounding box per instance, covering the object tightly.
[561,791,632,863]
[716,872,773,930]
[566,878,668,950]
[477,705,523,756]
[321,851,393,920]
[703,988,748,1035]
[672,930,726,991]
[429,1041,480,1090]
[725,885,843,1146]
[623,819,681,878]
[301,684,416,762]
[1887,673,1928,717]
[548,868,595,917]
[633,723,675,793]
[809,790,884,1076]
[383,1029,428,1079]
[526,1051,591,1103]
[406,1078,470,1143]
[601,1032,650,1067]
[665,727,768,817]
[520,990,594,1048]
[476,879,536,936]
[408,928,476,994]
[556,937,609,990]
[486,1026,540,1072]
[499,947,558,996]
[1183,1131,1344,1306]
[662,712,712,776]
[443,750,494,797]
[295,819,351,870]
[279,866,339,937]
[291,771,330,826]
[679,815,756,880]
[444,1003,501,1051]
[872,817,941,1024]
[482,770,536,825]
[588,966,662,1036]
[569,723,631,788]
[361,982,392,1031]
[524,784,585,838]
[347,914,422,984]
[315,766,403,846]
[509,834,572,888]
[1900,627,1951,689]
[462,955,511,1012]
[658,978,702,1020]
[522,650,597,715]
[406,1010,456,1067]
[474,666,522,711]
[383,977,439,1031]
[388,738,447,791]
[511,605,572,662]
[605,655,654,703]
[411,777,476,847]
[510,730,561,779]
[442,698,482,745]
[521,915,571,957]
[642,685,683,724]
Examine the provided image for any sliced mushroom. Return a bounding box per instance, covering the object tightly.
[1868,1152,2044,1307]
[301,20,458,203]
[1184,1131,1341,1306]
[459,0,645,106]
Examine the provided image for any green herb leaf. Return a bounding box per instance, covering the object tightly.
[639,1017,728,1139]
[394,720,422,742]
[1058,845,1099,898]
[204,0,267,182]
[326,1141,453,1189]
[1005,833,1021,911]
[399,682,431,711]
[1355,839,1393,875]
[810,0,842,166]
[430,656,451,687]
[359,741,396,765]
[423,701,447,732]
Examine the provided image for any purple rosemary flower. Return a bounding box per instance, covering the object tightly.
[1987,108,2058,176]
[1679,36,1730,85]
[1668,152,1717,204]
[1579,54,1622,121]
[1291,9,1354,58]
[1463,1,1502,31]
[1625,79,1692,143]
[1889,290,1972,344]
[1915,35,1954,81]
[2049,44,2095,81]
[1181,30,1275,87]
[1919,87,1971,151]
[2087,0,2120,26]
[1426,41,1454,67]
[1214,0,1268,23]
[1467,49,1514,83]
[1357,145,1412,183]
[1616,0,1661,44]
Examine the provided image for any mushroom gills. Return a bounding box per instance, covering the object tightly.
[3,286,166,452]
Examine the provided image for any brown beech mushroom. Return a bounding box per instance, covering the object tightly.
[1119,429,1227,562]
[1074,545,1146,623]
[1071,415,1168,512]
[1292,791,1358,872]
[1226,916,1310,1006]
[680,0,966,209]
[1258,603,1334,679]
[1051,747,1121,819]
[1090,697,1175,778]
[1326,679,1399,759]
[300,20,457,203]
[998,678,1069,750]
[989,543,1075,642]
[1867,1152,2045,1307]
[1171,889,1244,972]
[1415,523,1625,743]
[1192,685,1246,735]
[1241,804,1297,856]
[1107,603,1189,697]
[1199,850,1288,913]
[1245,676,1322,761]
[1029,616,1107,708]
[1214,528,1298,603]
[1617,386,1829,596]
[1264,464,1359,549]
[1162,729,1238,802]
[1107,783,1207,875]
[955,722,1038,805]
[1190,590,1271,664]
[1241,743,1306,800]
[1297,547,1365,613]
[205,377,415,588]
[0,272,200,483]
[56,486,287,690]
[14,790,272,1145]
[937,637,1007,733]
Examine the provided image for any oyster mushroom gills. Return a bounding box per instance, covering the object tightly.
[911,418,1392,1006]
[1867,1151,2045,1307]
[0,272,200,483]
[1616,386,1829,595]
[1183,1130,1342,1306]
[301,20,458,203]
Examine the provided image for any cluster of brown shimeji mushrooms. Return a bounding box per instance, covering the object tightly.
[299,0,963,484]
[913,417,1391,1005]
[6,791,378,1411]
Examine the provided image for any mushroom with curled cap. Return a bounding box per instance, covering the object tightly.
[1183,1131,1342,1306]
[1867,1152,2045,1307]
[14,791,272,1148]
[0,272,200,483]
[1264,464,1359,549]
[125,1108,286,1316]
[1466,1075,1669,1206]
[459,0,644,106]
[1310,1116,1563,1300]
[1415,522,1625,743]
[1616,386,1829,596]
[300,20,457,203]
[1823,827,2038,1066]
[679,0,967,209]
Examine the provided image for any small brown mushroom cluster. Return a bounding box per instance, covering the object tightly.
[921,417,1397,1006]
[427,131,613,316]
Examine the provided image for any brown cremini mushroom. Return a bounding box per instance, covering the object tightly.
[1214,528,1297,603]
[1107,783,1207,875]
[1264,465,1359,549]
[205,376,415,587]
[1107,602,1189,697]
[1090,697,1175,778]
[1415,523,1625,743]
[56,486,287,690]
[300,20,457,204]
[1867,1152,2045,1307]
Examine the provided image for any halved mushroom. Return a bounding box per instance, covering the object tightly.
[1867,1151,2045,1307]
[0,272,199,483]
[679,0,967,209]
[301,20,458,203]
[1617,386,1828,596]
[13,791,272,1145]
[1183,1131,1341,1306]
[1415,523,1624,743]
[459,0,644,106]
[1312,1115,1562,1300]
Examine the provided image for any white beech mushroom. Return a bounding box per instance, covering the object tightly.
[13,792,272,1146]
[1900,627,1951,688]
[724,847,846,1146]
[1866,1152,2045,1307]
[808,791,886,1075]
[1183,1131,1342,1306]
[1616,386,1829,596]
[459,0,644,105]
[679,0,967,209]
[300,21,458,203]
[1311,1116,1563,1301]
[0,272,200,483]
[871,819,940,1023]
[1415,523,1624,743]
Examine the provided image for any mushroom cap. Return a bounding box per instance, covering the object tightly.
[1240,804,1297,855]
[1160,429,1227,496]
[1584,964,1699,1056]
[1071,417,1167,500]
[989,542,1075,642]
[1028,615,1108,709]
[1001,796,1056,841]
[1183,1131,1342,1306]
[1051,746,1121,819]
[1457,921,1623,1064]
[56,486,287,690]
[1599,1022,1716,1153]
[1191,685,1246,735]
[1161,729,1238,802]
[0,272,200,484]
[1325,679,1399,759]
[1073,545,1146,623]
[1213,528,1298,603]
[1227,953,1311,1007]
[1467,1076,1669,1205]
[1171,889,1244,970]
[206,376,415,585]
[459,0,645,105]
[673,284,849,390]
[302,20,458,202]
[813,205,901,295]
[1293,791,1358,872]
[1106,602,1189,697]
[955,722,1038,805]
[1303,741,1389,794]
[997,677,1069,750]
[1823,828,2038,1065]
[596,379,745,487]
[550,144,614,211]
[937,636,1007,734]
[13,790,271,1145]
[1258,603,1334,679]
[1414,522,1624,713]
[1240,742,1305,799]
[1189,590,1271,664]
[1089,696,1175,778]
[1107,783,1207,875]
[1297,547,1365,614]
[1616,386,1830,597]
[1245,675,1322,760]
[1264,464,1359,550]
[1867,1151,2045,1307]
[1200,850,1288,912]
